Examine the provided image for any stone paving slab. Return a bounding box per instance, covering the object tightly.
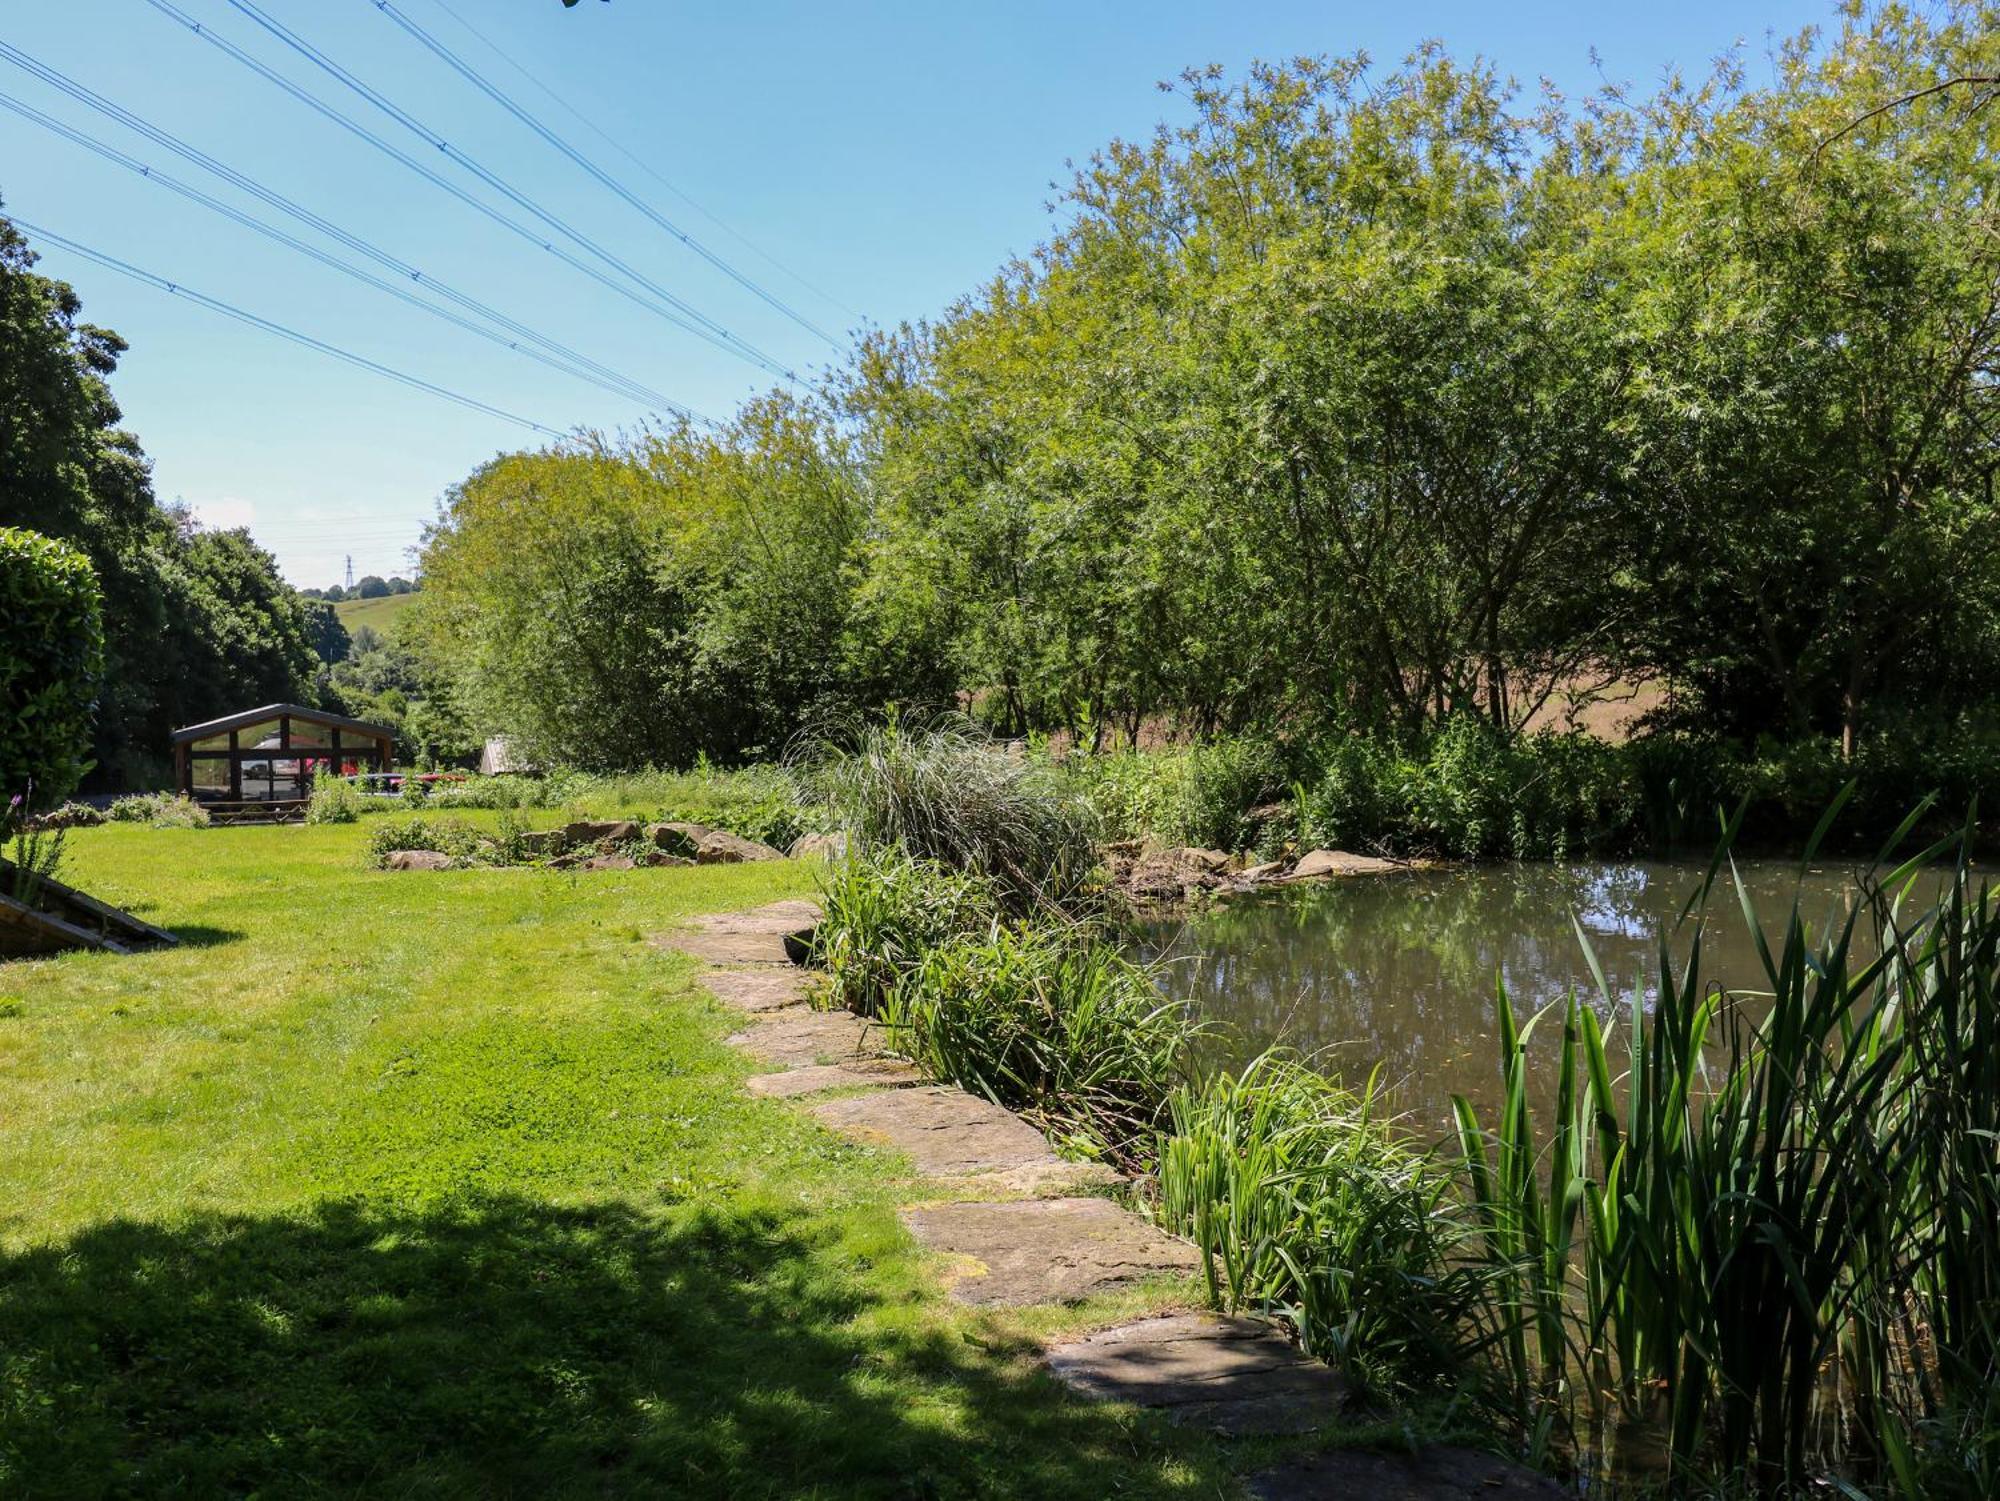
[901,1197,1199,1306]
[1247,1445,1565,1500]
[698,968,812,1012]
[809,1086,1086,1180]
[746,1057,923,1098]
[726,1007,879,1067]
[653,899,821,966]
[1046,1314,1344,1436]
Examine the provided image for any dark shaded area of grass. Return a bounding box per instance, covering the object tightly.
[0,1193,1219,1499]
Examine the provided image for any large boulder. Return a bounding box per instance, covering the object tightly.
[561,819,639,847]
[1285,849,1404,881]
[787,831,848,862]
[580,853,636,871]
[384,849,453,871]
[645,821,782,864]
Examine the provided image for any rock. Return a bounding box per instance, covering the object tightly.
[725,1007,878,1067]
[515,829,563,855]
[1247,1446,1566,1501]
[787,831,848,861]
[645,821,784,864]
[697,968,811,1012]
[1239,859,1287,883]
[746,1057,923,1098]
[1175,847,1232,873]
[580,853,636,871]
[384,849,452,871]
[561,819,638,847]
[1285,849,1405,881]
[1047,1313,1345,1436]
[808,1085,1111,1183]
[900,1198,1199,1306]
[636,850,692,868]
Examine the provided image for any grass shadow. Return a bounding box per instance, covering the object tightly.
[163,924,245,949]
[0,1193,1223,1498]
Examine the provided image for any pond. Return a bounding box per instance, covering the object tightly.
[1144,858,1913,1135]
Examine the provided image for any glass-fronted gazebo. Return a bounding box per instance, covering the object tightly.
[171,703,395,815]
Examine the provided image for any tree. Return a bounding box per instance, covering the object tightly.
[301,597,351,666]
[0,528,103,808]
[355,575,391,599]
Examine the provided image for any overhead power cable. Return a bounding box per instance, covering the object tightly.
[423,0,860,323]
[129,0,782,379]
[0,90,705,422]
[368,0,841,348]
[0,38,710,419]
[218,0,801,382]
[13,218,565,437]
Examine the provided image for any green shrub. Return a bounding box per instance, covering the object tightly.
[880,922,1198,1164]
[305,774,362,825]
[106,793,210,829]
[0,528,105,810]
[1157,1052,1457,1393]
[795,713,1099,911]
[366,815,480,867]
[810,849,997,1015]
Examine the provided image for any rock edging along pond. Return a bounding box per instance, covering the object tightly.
[1109,842,1429,906]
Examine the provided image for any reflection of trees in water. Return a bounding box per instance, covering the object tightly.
[1146,862,1881,1133]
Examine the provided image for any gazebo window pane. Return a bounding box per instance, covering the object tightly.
[191,758,230,792]
[289,719,333,747]
[236,719,284,750]
[192,733,231,753]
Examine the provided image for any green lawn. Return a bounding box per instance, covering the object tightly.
[0,822,1235,1497]
[333,590,418,637]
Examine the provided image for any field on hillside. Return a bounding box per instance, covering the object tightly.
[0,816,1233,1498]
[332,590,417,637]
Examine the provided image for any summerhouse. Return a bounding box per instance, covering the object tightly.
[171,703,395,818]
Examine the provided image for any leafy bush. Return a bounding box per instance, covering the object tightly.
[305,774,362,825]
[1157,1053,1459,1394]
[38,801,105,829]
[795,713,1099,911]
[810,850,997,1015]
[366,815,480,867]
[427,766,810,850]
[106,793,210,829]
[0,528,105,810]
[880,922,1198,1164]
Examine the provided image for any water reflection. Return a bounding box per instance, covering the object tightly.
[1143,860,1893,1134]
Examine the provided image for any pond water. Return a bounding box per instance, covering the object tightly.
[1144,859,1908,1134]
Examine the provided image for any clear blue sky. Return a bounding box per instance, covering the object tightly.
[3,0,1828,587]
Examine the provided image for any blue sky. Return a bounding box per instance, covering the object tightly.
[4,0,1828,587]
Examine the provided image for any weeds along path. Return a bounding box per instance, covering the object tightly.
[656,900,1564,1500]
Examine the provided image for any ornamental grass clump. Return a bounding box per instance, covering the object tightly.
[878,921,1199,1166]
[1156,1051,1460,1394]
[809,849,998,1015]
[793,712,1100,913]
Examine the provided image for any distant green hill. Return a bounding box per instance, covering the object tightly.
[333,591,418,638]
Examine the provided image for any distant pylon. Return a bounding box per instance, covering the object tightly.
[345,554,354,589]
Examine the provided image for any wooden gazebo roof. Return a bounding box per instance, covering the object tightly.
[171,703,394,745]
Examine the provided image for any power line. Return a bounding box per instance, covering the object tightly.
[218,0,803,382]
[130,0,782,380]
[0,89,707,422]
[14,217,566,438]
[0,38,715,420]
[422,0,860,324]
[368,0,842,349]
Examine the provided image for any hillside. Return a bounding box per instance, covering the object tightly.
[333,591,418,638]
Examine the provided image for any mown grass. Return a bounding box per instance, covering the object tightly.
[0,822,1237,1498]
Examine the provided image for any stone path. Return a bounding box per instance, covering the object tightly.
[662,897,1542,1489]
[1045,1314,1345,1436]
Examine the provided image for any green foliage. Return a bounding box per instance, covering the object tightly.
[105,792,209,828]
[796,713,1100,912]
[365,814,480,866]
[809,849,997,1015]
[879,921,1197,1164]
[304,773,362,825]
[1157,1053,1458,1393]
[0,527,103,809]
